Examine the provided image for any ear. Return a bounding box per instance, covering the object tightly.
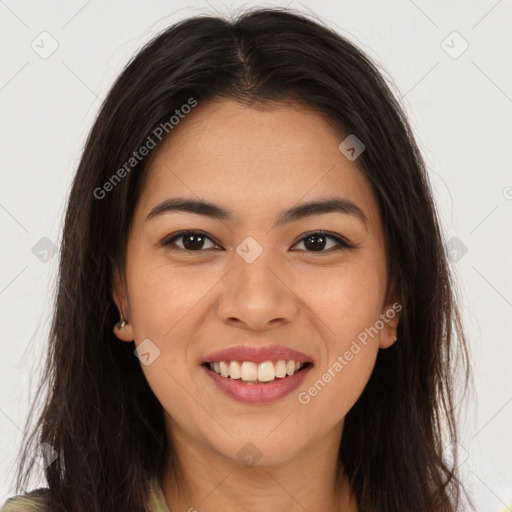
[378,286,402,350]
[111,266,135,342]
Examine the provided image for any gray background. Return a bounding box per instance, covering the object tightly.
[1,1,511,510]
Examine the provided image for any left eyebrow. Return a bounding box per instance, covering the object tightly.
[274,198,368,230]
[145,197,368,231]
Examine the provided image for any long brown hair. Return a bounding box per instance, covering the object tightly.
[10,7,472,511]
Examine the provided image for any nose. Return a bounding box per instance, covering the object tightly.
[216,245,299,331]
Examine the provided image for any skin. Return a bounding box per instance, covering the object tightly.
[112,97,401,512]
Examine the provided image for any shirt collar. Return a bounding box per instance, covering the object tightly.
[149,473,171,512]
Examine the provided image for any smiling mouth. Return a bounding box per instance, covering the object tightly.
[202,360,313,384]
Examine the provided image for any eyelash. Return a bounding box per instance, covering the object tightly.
[161,230,354,254]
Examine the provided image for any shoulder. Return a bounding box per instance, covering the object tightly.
[1,488,50,512]
[1,478,167,511]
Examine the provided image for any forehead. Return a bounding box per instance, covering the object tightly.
[135,98,381,234]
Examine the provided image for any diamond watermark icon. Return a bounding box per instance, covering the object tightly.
[441,31,469,59]
[32,237,58,263]
[236,442,263,467]
[32,442,58,469]
[236,236,263,264]
[446,237,468,263]
[31,31,59,59]
[134,338,161,366]
[338,134,365,161]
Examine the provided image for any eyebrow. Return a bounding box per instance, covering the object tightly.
[145,197,368,230]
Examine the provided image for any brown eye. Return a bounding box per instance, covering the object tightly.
[163,231,219,251]
[162,230,353,254]
[292,231,353,253]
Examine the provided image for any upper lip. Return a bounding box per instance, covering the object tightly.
[201,345,314,364]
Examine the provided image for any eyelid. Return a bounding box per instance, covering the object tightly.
[161,230,221,250]
[291,230,354,250]
[161,229,354,252]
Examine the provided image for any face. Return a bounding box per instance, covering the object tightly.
[112,97,400,467]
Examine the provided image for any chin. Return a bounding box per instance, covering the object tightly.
[206,432,306,468]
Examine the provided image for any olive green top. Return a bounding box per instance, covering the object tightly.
[0,474,170,512]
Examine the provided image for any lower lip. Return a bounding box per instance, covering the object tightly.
[201,364,313,404]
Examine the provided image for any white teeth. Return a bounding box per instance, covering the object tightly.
[219,361,229,378]
[207,359,307,382]
[229,361,241,379]
[240,362,258,381]
[275,360,287,378]
[258,361,275,382]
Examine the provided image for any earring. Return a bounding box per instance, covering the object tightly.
[116,312,127,329]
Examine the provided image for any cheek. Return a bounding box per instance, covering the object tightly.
[126,251,220,340]
[297,343,378,427]
[292,255,384,410]
[124,257,208,422]
[124,255,224,409]
[295,253,386,341]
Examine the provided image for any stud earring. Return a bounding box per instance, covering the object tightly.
[116,312,127,329]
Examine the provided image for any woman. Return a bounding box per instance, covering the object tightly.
[2,6,472,512]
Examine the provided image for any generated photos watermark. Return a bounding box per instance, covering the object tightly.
[297,301,402,405]
[93,97,198,200]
